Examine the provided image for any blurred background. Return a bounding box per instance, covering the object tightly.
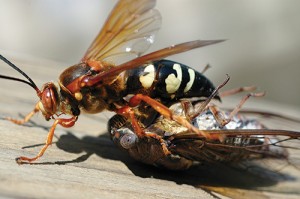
[0,0,300,108]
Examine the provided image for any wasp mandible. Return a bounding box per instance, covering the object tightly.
[0,0,225,164]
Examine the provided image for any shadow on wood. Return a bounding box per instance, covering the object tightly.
[20,129,296,190]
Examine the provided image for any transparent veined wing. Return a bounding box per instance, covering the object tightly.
[82,0,161,64]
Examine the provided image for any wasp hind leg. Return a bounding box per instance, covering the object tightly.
[120,94,220,141]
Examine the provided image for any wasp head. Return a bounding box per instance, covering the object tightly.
[38,82,60,120]
[0,55,65,121]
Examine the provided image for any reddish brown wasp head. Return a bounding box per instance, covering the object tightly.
[0,55,61,121]
[38,82,59,120]
[0,55,60,120]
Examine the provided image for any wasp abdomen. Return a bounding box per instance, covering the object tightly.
[126,60,217,101]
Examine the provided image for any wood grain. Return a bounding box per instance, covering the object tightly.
[0,54,299,199]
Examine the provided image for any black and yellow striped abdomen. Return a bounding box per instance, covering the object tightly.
[126,59,218,101]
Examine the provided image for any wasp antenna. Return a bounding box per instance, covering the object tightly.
[0,74,39,90]
[0,54,41,94]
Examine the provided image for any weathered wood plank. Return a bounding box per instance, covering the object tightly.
[0,54,300,199]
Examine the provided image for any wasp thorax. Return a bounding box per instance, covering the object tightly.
[38,82,59,119]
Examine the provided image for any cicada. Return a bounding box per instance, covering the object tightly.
[0,0,223,164]
[109,76,300,170]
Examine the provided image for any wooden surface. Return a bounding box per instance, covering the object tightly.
[0,54,300,199]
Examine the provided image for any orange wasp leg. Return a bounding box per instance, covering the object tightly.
[128,94,220,140]
[6,103,40,125]
[16,116,77,164]
[116,106,146,138]
[116,106,171,155]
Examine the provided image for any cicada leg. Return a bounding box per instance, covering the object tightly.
[181,75,230,121]
[209,92,265,127]
[179,77,265,128]
[16,116,77,164]
[219,85,257,97]
[200,64,211,74]
[6,103,39,125]
[181,74,264,127]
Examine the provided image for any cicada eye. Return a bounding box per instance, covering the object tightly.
[111,127,138,150]
[120,133,138,149]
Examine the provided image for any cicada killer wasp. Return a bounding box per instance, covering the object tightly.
[0,0,223,164]
[0,0,299,169]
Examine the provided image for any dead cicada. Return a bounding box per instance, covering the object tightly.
[108,76,300,170]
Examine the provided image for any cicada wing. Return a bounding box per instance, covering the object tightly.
[82,0,161,64]
[170,129,300,196]
[169,129,300,163]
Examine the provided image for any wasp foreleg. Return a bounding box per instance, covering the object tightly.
[16,116,77,164]
[6,103,39,125]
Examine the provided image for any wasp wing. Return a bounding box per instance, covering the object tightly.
[82,0,161,63]
[85,40,224,86]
